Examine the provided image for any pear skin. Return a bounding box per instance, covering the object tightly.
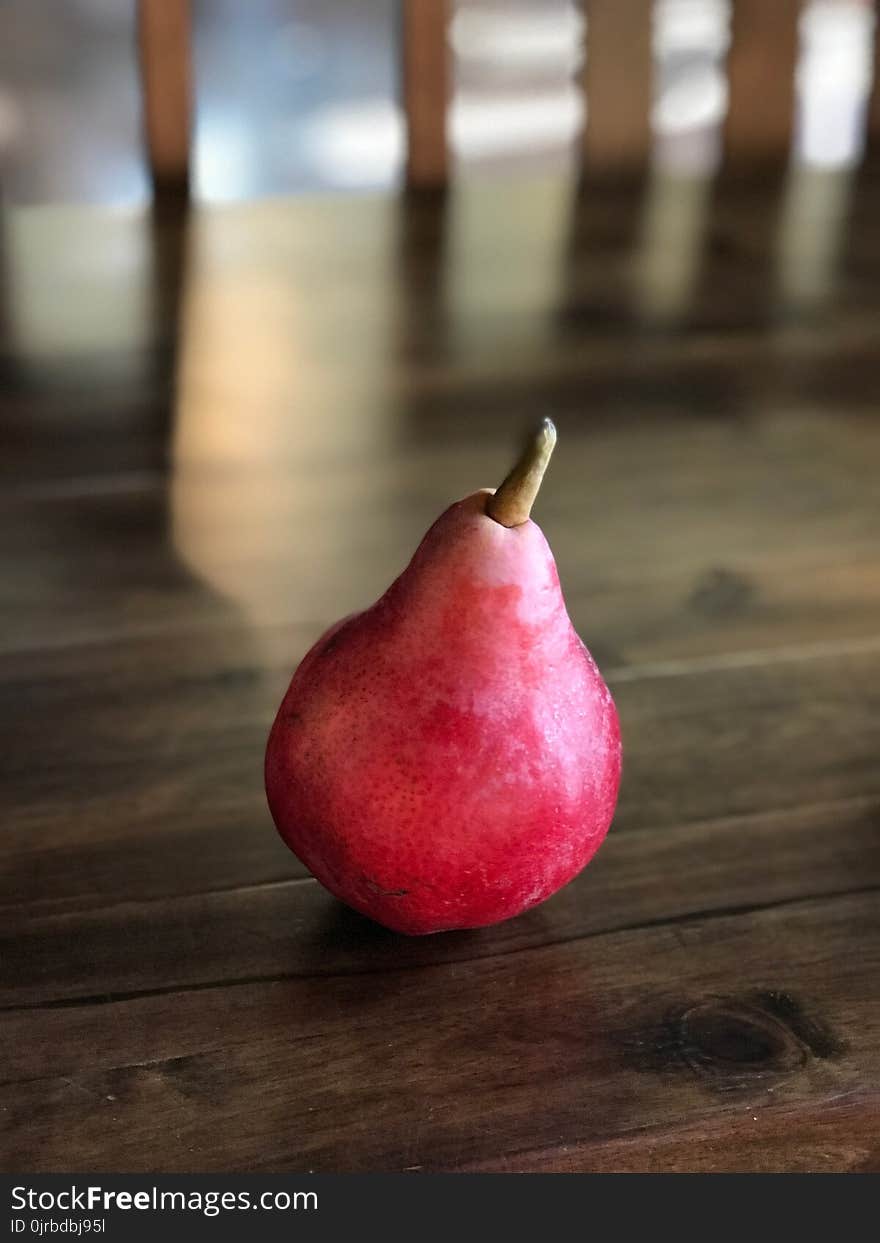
[265,421,621,934]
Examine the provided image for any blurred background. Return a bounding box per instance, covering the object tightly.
[3,0,880,671]
[5,3,880,1174]
[1,0,877,202]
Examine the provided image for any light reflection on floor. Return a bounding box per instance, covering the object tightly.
[169,194,403,634]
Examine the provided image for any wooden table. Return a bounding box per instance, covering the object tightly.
[2,163,879,1173]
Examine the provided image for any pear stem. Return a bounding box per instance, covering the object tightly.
[485,418,557,528]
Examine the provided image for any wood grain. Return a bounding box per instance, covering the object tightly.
[3,892,877,1172]
[3,796,878,1006]
[3,642,880,918]
[2,156,880,1170]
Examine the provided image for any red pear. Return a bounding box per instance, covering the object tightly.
[265,420,621,934]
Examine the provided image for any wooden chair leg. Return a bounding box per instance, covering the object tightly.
[868,0,880,152]
[724,0,803,169]
[137,0,192,194]
[402,0,449,188]
[580,0,654,178]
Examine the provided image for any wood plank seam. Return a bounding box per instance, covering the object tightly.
[5,882,879,1015]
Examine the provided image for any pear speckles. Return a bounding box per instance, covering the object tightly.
[266,430,620,934]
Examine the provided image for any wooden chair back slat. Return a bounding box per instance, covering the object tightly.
[723,0,804,168]
[581,0,654,176]
[138,0,192,192]
[401,0,450,188]
[135,1,880,195]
